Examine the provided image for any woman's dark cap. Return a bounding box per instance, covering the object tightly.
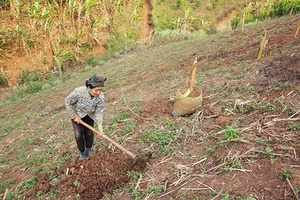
[86,74,106,87]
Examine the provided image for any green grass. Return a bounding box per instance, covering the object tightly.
[0,178,14,194]
[142,118,179,154]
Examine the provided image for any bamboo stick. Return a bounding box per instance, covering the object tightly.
[294,19,300,38]
[257,30,268,59]
[186,58,198,87]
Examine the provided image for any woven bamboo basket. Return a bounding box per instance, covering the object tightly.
[171,58,202,116]
[172,86,202,116]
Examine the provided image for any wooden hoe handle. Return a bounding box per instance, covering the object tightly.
[79,119,137,159]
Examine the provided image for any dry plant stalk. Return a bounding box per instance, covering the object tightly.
[241,11,246,32]
[3,188,9,200]
[286,178,299,199]
[257,30,268,59]
[294,19,300,38]
[186,58,198,87]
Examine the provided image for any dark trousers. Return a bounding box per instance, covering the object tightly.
[71,115,94,153]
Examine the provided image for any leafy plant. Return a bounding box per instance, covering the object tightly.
[127,170,141,181]
[206,145,216,153]
[212,0,219,9]
[277,167,292,180]
[236,196,256,200]
[234,100,257,114]
[110,113,128,125]
[224,125,238,141]
[255,137,265,145]
[272,0,300,16]
[0,72,8,85]
[25,155,48,167]
[165,118,175,128]
[53,48,75,77]
[171,7,197,31]
[220,191,232,200]
[261,101,276,113]
[223,159,243,172]
[124,121,136,133]
[86,54,98,66]
[254,147,275,164]
[19,177,37,189]
[146,184,164,194]
[0,179,14,193]
[26,81,43,94]
[142,124,179,154]
[5,189,20,200]
[288,123,300,131]
[230,0,300,30]
[73,180,81,187]
[265,147,275,164]
[19,69,44,84]
[0,0,10,8]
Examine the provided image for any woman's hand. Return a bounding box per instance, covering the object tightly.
[73,116,81,124]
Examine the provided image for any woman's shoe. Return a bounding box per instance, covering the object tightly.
[79,151,86,160]
[86,148,93,156]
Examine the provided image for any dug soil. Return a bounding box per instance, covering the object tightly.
[31,148,147,200]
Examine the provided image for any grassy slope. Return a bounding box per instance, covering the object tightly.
[152,0,246,29]
[0,14,299,199]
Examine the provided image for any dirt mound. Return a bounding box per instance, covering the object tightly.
[31,148,147,200]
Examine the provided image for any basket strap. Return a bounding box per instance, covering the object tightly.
[170,87,193,101]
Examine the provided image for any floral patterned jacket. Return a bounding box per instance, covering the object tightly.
[65,86,104,124]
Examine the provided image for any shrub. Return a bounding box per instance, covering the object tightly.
[0,0,10,9]
[26,81,43,94]
[0,72,8,86]
[272,0,300,16]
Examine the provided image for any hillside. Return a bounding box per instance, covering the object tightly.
[0,14,300,199]
[0,0,269,86]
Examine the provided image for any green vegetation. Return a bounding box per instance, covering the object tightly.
[0,0,298,86]
[19,177,37,189]
[0,178,14,194]
[223,159,243,172]
[273,0,300,16]
[146,184,164,194]
[0,72,8,86]
[230,0,300,29]
[224,125,239,142]
[288,123,300,131]
[253,147,276,164]
[1,0,144,76]
[278,166,292,180]
[142,118,179,154]
[261,101,277,113]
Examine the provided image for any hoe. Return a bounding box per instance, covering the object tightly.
[78,119,145,166]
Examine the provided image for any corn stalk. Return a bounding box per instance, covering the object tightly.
[241,11,245,32]
[257,30,268,59]
[294,19,300,38]
[11,0,21,20]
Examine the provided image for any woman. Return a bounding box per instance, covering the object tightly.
[65,74,106,160]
